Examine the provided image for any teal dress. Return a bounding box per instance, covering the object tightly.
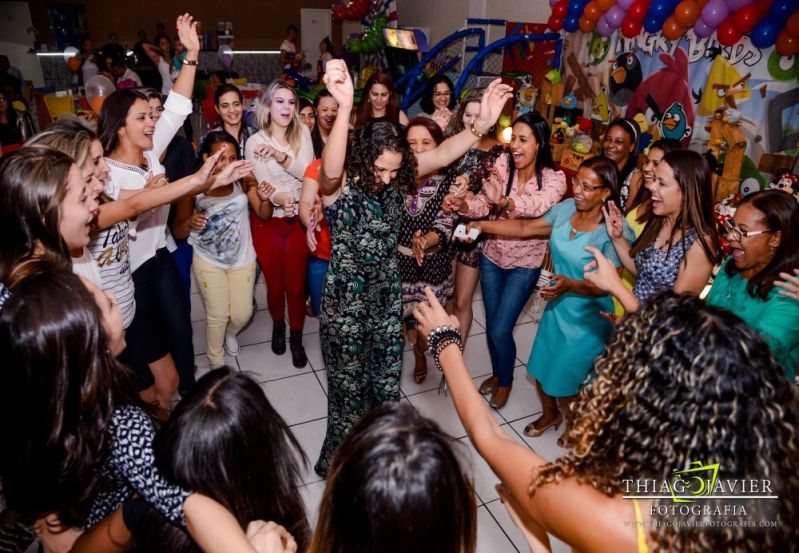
[706,259,799,380]
[528,200,621,397]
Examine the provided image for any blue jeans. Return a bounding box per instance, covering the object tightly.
[307,256,329,315]
[479,254,540,387]
[170,240,193,303]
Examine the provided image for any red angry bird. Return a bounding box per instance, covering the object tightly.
[625,48,694,146]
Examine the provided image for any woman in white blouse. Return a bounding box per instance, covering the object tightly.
[245,80,314,368]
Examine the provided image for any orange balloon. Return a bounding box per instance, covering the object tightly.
[661,16,686,40]
[674,0,700,27]
[776,30,799,56]
[579,16,597,32]
[584,1,603,21]
[67,57,81,72]
[786,12,799,38]
[597,0,616,11]
[90,95,107,114]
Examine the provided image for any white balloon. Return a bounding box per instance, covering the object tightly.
[85,75,116,104]
[63,45,79,61]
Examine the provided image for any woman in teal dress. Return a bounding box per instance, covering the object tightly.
[470,157,625,439]
[313,61,511,477]
[707,189,799,380]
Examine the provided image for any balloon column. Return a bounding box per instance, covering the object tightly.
[345,15,389,55]
[63,46,81,72]
[332,0,371,22]
[547,0,799,49]
[85,75,116,114]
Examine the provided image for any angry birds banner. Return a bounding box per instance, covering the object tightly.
[559,29,799,166]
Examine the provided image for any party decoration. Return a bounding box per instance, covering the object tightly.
[700,0,731,27]
[693,17,715,37]
[598,15,615,35]
[732,3,763,33]
[622,17,644,36]
[644,15,663,32]
[548,14,566,31]
[553,1,569,18]
[583,1,603,21]
[579,16,597,32]
[218,45,233,69]
[674,0,701,26]
[85,75,115,114]
[565,15,581,31]
[606,5,626,27]
[662,15,686,40]
[331,0,370,22]
[63,46,80,72]
[717,16,743,46]
[627,0,649,22]
[776,30,799,56]
[786,12,799,37]
[751,16,781,48]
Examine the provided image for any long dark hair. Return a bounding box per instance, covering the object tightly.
[627,137,682,216]
[132,368,310,552]
[194,130,240,171]
[504,111,556,192]
[0,270,142,526]
[213,83,243,106]
[345,120,417,195]
[353,72,401,128]
[630,149,721,265]
[311,89,335,158]
[98,88,149,153]
[0,146,73,285]
[724,189,799,300]
[420,74,455,114]
[309,402,477,553]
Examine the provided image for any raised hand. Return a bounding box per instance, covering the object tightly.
[583,246,623,294]
[323,59,353,110]
[475,79,513,133]
[481,167,503,206]
[602,201,624,241]
[144,173,169,189]
[412,230,428,267]
[175,13,200,56]
[253,144,279,162]
[449,174,470,197]
[211,159,255,189]
[246,521,298,553]
[413,287,461,340]
[442,192,465,213]
[432,107,452,130]
[775,269,799,302]
[191,145,227,187]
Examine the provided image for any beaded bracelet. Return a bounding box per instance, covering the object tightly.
[427,325,463,372]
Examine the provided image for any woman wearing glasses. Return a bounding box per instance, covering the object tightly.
[467,157,624,438]
[584,150,721,314]
[420,75,456,131]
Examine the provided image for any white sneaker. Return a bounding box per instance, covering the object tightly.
[224,334,240,356]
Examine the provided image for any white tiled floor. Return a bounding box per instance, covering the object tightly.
[190,273,569,553]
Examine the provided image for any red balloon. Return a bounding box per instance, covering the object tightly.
[661,16,686,40]
[717,16,743,46]
[733,4,762,33]
[786,12,799,38]
[332,5,346,21]
[621,17,643,36]
[628,0,649,23]
[674,0,701,26]
[583,1,604,21]
[548,15,565,31]
[579,16,597,31]
[776,29,799,55]
[552,1,569,18]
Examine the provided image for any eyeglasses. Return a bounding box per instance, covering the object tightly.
[722,219,774,242]
[432,91,451,97]
[571,177,605,193]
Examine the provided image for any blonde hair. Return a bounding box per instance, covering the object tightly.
[26,115,97,170]
[255,80,303,154]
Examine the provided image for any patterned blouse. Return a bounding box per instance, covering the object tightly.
[631,229,698,301]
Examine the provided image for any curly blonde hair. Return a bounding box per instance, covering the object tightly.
[530,292,799,551]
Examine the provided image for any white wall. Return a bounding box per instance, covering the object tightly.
[483,0,552,23]
[0,1,45,86]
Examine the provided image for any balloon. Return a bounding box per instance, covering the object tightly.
[583,1,603,21]
[769,0,794,20]
[751,16,780,48]
[597,15,615,35]
[700,0,730,27]
[644,15,663,32]
[628,0,649,22]
[550,0,560,6]
[787,12,799,38]
[564,15,581,31]
[649,1,673,22]
[568,0,584,16]
[67,57,81,72]
[617,0,636,9]
[732,4,762,33]
[85,75,115,113]
[726,0,754,9]
[63,46,80,72]
[662,16,686,39]
[693,17,715,36]
[553,1,569,18]
[622,16,644,36]
[716,16,743,45]
[606,5,626,27]
[218,45,233,69]
[597,0,616,10]
[63,45,79,61]
[579,16,597,31]
[548,15,565,31]
[332,5,346,22]
[674,0,701,26]
[776,29,799,55]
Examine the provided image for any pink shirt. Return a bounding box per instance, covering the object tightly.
[463,156,566,269]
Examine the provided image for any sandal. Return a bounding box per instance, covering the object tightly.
[413,343,428,384]
[523,414,563,437]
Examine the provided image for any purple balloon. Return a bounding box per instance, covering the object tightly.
[597,15,614,36]
[693,18,715,37]
[726,0,754,10]
[606,5,626,27]
[617,0,636,8]
[701,0,730,28]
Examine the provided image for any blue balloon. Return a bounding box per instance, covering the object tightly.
[751,17,781,49]
[769,0,795,20]
[568,0,584,17]
[649,1,672,22]
[564,15,581,32]
[644,15,663,33]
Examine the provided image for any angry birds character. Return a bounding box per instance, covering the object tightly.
[626,49,694,147]
[560,93,577,110]
[609,52,642,107]
[588,32,611,66]
[591,86,610,123]
[515,76,538,116]
[766,51,799,82]
[739,178,760,196]
[659,103,691,141]
[699,57,752,116]
[769,171,799,196]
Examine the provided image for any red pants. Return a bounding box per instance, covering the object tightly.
[250,213,307,330]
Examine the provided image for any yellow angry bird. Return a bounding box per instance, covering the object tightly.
[699,57,752,116]
[591,85,610,122]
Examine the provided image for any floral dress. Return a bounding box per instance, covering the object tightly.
[448,145,506,267]
[315,180,404,476]
[399,175,456,321]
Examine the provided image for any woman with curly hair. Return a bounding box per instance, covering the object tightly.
[415,288,799,552]
[312,60,510,476]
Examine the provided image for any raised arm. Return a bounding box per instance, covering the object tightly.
[415,79,512,177]
[604,203,637,275]
[141,43,164,66]
[584,246,640,312]
[319,60,354,195]
[469,217,553,239]
[171,14,200,99]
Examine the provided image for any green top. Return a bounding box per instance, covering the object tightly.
[706,259,799,380]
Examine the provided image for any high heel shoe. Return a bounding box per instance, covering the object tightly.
[413,343,428,384]
[523,414,563,437]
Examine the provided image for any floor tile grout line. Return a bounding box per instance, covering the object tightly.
[482,500,523,553]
